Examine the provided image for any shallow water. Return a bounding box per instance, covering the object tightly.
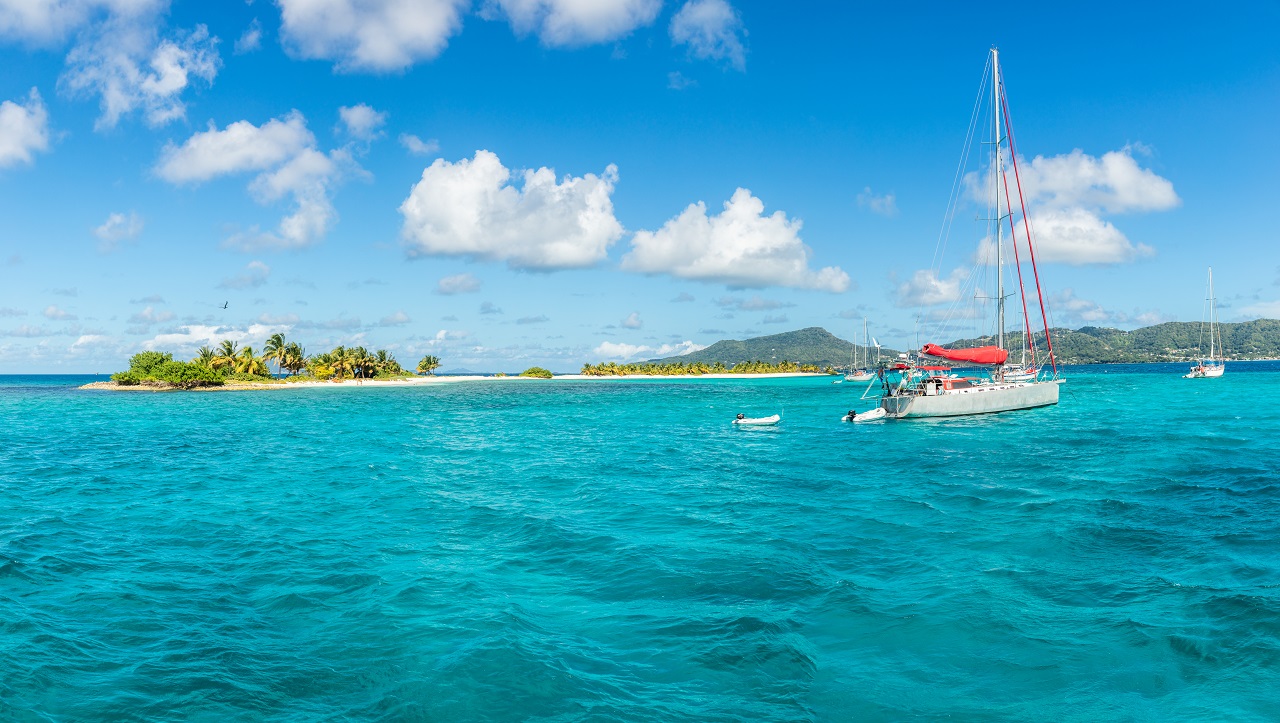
[2,365,1278,720]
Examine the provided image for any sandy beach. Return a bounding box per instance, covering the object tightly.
[80,372,828,392]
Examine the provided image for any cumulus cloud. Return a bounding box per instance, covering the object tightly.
[762,313,788,324]
[964,145,1177,266]
[378,310,411,326]
[1049,288,1175,328]
[400,133,439,155]
[435,272,481,295]
[400,150,623,270]
[93,210,143,251]
[0,88,50,169]
[517,314,549,325]
[621,311,642,329]
[479,301,502,315]
[669,0,745,70]
[234,18,261,54]
[484,0,661,46]
[156,111,352,250]
[980,207,1155,265]
[61,20,220,130]
[338,103,386,141]
[219,260,271,289]
[592,339,705,361]
[856,187,897,217]
[277,0,467,72]
[1240,300,1280,319]
[667,71,696,90]
[44,305,77,320]
[894,267,968,308]
[142,322,287,353]
[624,188,849,292]
[128,305,174,324]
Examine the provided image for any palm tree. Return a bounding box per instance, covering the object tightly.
[417,354,440,375]
[329,346,352,380]
[349,346,374,380]
[193,346,216,367]
[282,342,306,376]
[263,333,287,377]
[374,349,400,376]
[212,340,240,371]
[235,346,269,376]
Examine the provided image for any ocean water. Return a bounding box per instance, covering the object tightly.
[2,365,1278,721]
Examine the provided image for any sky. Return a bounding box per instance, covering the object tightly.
[0,1,1277,373]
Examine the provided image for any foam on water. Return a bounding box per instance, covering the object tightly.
[2,366,1278,720]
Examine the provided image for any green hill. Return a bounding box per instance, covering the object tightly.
[650,327,898,368]
[651,319,1280,367]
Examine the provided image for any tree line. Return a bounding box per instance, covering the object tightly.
[111,333,443,388]
[579,360,831,376]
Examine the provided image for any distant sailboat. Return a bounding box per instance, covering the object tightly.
[845,318,875,382]
[1185,267,1226,379]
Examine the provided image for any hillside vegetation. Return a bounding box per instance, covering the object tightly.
[650,327,896,368]
[646,320,1280,368]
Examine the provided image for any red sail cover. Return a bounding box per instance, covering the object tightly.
[920,344,1009,365]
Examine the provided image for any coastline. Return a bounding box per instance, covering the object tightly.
[79,372,827,392]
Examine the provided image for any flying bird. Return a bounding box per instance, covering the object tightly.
[221,301,228,309]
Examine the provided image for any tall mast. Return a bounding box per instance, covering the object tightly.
[992,47,1006,353]
[862,317,868,368]
[1208,267,1216,361]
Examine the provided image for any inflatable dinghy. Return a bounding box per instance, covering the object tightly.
[732,414,781,426]
[842,408,886,423]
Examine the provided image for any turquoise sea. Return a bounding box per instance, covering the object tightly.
[2,364,1278,721]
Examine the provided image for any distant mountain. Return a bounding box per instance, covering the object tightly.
[649,327,897,368]
[649,319,1280,368]
[944,319,1280,364]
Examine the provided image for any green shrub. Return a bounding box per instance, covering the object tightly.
[224,371,273,383]
[519,367,553,379]
[127,351,173,375]
[111,371,142,385]
[153,361,224,389]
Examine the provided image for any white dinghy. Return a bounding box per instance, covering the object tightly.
[732,414,781,426]
[843,408,886,423]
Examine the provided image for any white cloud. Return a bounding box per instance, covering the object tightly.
[894,267,967,308]
[156,112,351,250]
[670,0,745,71]
[399,133,439,155]
[856,187,897,217]
[621,311,642,329]
[592,339,705,361]
[93,210,143,251]
[338,103,386,141]
[156,112,313,182]
[479,301,502,314]
[0,0,162,44]
[484,0,661,46]
[234,18,261,54]
[61,19,220,130]
[276,0,467,72]
[435,272,481,294]
[1010,207,1154,265]
[378,310,411,326]
[219,260,271,289]
[0,88,50,169]
[1240,301,1280,319]
[623,187,849,292]
[400,150,623,270]
[142,322,287,353]
[69,334,113,352]
[667,71,696,90]
[44,305,77,320]
[128,305,174,324]
[1017,146,1180,214]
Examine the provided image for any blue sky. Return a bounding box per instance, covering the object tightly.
[1,1,1277,372]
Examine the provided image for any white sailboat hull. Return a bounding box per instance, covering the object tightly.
[880,380,1060,419]
[1184,364,1225,379]
[845,372,875,382]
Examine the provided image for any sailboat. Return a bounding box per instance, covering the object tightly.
[845,318,875,382]
[879,48,1062,419]
[1184,267,1226,378]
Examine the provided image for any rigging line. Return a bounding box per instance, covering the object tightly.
[929,57,991,277]
[999,142,1036,367]
[1000,74,1057,373]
